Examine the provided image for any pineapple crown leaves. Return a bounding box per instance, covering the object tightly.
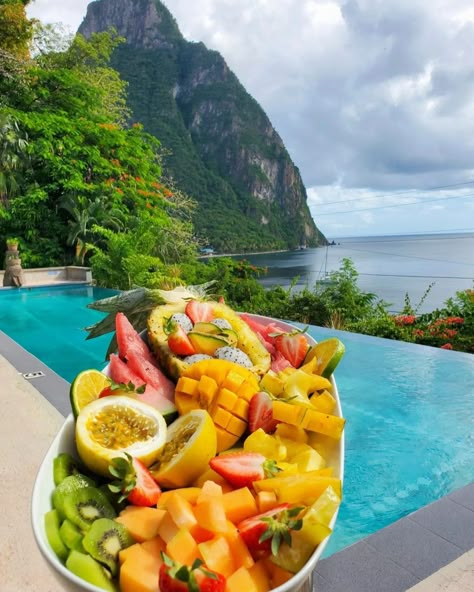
[108,453,139,502]
[259,506,304,556]
[161,553,218,592]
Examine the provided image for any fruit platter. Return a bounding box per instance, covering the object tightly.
[32,286,345,592]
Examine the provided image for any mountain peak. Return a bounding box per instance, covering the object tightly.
[79,0,183,49]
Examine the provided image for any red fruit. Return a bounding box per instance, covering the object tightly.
[159,555,226,592]
[126,349,175,402]
[185,300,214,324]
[115,311,154,363]
[108,454,161,507]
[209,451,279,489]
[248,391,279,433]
[237,504,302,559]
[270,350,293,373]
[273,329,309,368]
[167,323,196,356]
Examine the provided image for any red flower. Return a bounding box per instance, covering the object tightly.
[441,343,453,350]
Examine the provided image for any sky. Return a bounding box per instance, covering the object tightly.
[27,0,474,238]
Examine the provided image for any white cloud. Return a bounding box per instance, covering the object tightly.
[26,0,474,236]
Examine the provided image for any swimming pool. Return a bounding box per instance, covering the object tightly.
[0,285,118,382]
[1,285,473,556]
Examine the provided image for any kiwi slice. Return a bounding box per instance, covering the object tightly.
[66,550,116,592]
[53,453,85,486]
[44,509,68,561]
[63,487,116,532]
[52,473,96,520]
[83,517,135,576]
[59,518,85,552]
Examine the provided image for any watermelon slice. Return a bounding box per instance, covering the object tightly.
[108,354,177,424]
[115,312,154,363]
[126,349,175,402]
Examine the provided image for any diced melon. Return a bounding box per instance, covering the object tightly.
[165,493,198,531]
[115,507,166,542]
[249,560,272,592]
[120,541,164,592]
[223,521,254,569]
[194,496,227,533]
[222,487,258,524]
[198,536,236,577]
[158,487,201,508]
[157,511,179,543]
[196,479,223,502]
[193,467,234,491]
[256,490,278,513]
[262,558,294,588]
[166,528,201,565]
[226,567,260,592]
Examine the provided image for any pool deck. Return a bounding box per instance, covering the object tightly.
[1,328,473,592]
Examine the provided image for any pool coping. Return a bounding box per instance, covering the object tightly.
[1,328,472,591]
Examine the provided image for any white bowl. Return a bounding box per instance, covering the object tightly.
[32,314,344,592]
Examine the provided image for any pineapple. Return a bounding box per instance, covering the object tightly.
[147,300,271,381]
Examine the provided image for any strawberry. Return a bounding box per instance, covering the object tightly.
[108,453,161,507]
[159,554,226,592]
[209,451,280,489]
[165,318,196,356]
[237,504,303,559]
[185,300,214,324]
[99,378,146,398]
[248,391,279,433]
[272,328,309,368]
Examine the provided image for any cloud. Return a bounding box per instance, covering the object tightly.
[27,0,474,235]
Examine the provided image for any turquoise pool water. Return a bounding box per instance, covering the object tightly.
[0,285,118,382]
[0,285,473,556]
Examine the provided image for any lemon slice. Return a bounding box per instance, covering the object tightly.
[70,369,110,418]
[75,396,167,477]
[304,338,345,378]
[149,409,217,489]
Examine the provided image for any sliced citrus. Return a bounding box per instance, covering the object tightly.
[75,396,167,477]
[304,338,345,378]
[149,409,217,489]
[70,369,110,418]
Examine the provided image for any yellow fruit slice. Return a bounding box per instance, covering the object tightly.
[70,369,110,418]
[303,338,345,378]
[75,396,167,477]
[149,409,217,489]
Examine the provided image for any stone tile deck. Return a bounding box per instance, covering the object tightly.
[1,328,472,592]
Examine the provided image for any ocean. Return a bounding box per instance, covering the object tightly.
[231,232,474,314]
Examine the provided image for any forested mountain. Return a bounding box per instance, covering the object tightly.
[79,0,327,252]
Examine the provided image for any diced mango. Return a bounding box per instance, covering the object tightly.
[175,376,199,396]
[198,375,219,405]
[310,389,337,414]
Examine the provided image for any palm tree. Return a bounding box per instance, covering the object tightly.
[60,194,123,265]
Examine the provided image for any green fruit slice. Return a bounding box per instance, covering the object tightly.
[304,338,345,378]
[66,550,117,592]
[187,331,229,355]
[44,509,68,561]
[70,369,110,418]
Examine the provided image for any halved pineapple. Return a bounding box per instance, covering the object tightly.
[147,301,271,380]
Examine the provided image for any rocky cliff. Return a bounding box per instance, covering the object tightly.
[79,0,327,252]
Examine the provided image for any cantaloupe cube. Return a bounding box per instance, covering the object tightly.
[158,487,201,508]
[120,541,164,592]
[262,558,293,588]
[166,493,198,530]
[193,467,234,491]
[249,560,271,592]
[119,542,147,566]
[141,535,166,557]
[194,496,228,533]
[226,566,260,592]
[197,479,223,501]
[222,487,258,524]
[166,528,201,565]
[198,536,236,577]
[157,511,179,543]
[223,521,254,569]
[115,507,166,542]
[256,490,278,513]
